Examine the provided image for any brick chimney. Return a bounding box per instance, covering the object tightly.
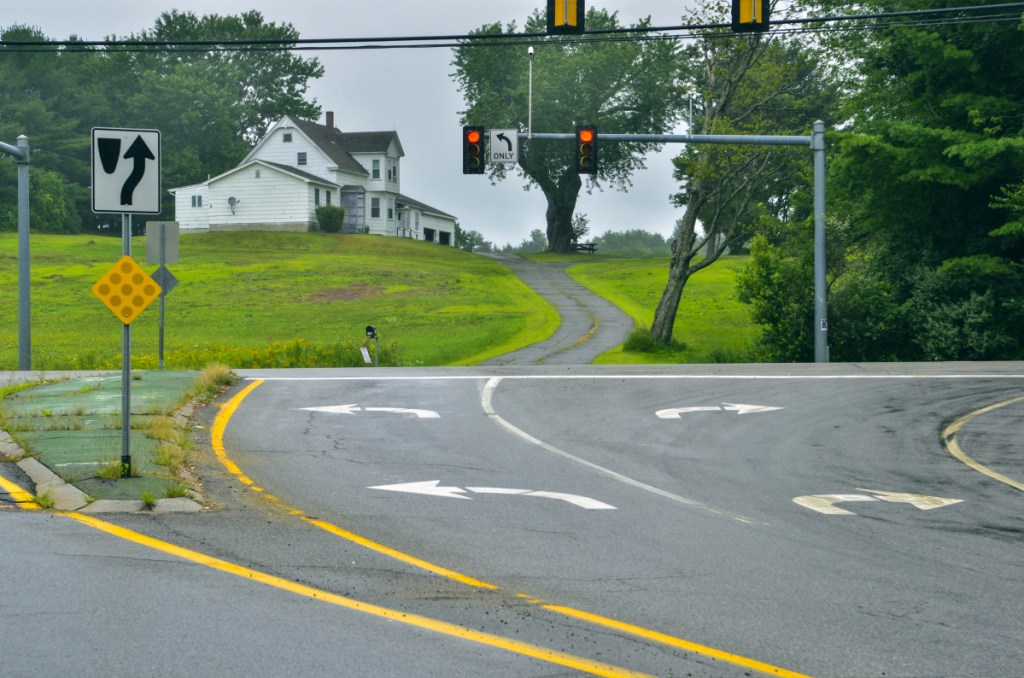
[326,111,335,139]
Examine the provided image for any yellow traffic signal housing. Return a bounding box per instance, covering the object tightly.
[92,256,161,325]
[548,0,585,35]
[732,0,769,33]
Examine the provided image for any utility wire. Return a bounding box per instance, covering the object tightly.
[2,2,1022,53]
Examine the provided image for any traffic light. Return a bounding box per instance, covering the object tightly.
[547,0,585,35]
[462,126,485,175]
[575,125,598,174]
[732,0,769,33]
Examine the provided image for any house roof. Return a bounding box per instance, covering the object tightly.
[397,193,456,221]
[290,118,404,176]
[199,159,338,188]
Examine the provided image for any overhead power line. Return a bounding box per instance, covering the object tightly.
[2,2,1022,53]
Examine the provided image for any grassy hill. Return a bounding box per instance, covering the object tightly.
[1,233,756,369]
[0,232,557,370]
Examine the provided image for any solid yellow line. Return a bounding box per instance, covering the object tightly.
[62,511,648,678]
[544,605,812,678]
[210,378,264,488]
[303,517,498,589]
[218,378,807,677]
[942,396,1024,491]
[0,473,40,510]
[214,379,497,589]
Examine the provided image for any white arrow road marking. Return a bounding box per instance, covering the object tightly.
[794,490,965,515]
[370,480,469,499]
[792,494,878,515]
[371,482,616,510]
[721,403,785,415]
[656,403,783,418]
[856,488,964,510]
[300,405,440,419]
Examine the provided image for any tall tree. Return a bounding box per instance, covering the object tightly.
[452,8,682,252]
[649,1,834,344]
[741,1,1024,360]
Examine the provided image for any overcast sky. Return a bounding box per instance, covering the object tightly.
[8,1,699,246]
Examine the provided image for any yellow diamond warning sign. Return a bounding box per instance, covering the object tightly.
[92,256,161,324]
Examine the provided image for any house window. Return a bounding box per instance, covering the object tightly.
[371,197,380,219]
[255,170,261,179]
[387,201,394,220]
[283,132,293,142]
[297,152,307,166]
[372,159,380,179]
[192,195,202,207]
[326,191,331,206]
[315,188,320,205]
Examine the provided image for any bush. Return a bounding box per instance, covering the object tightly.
[315,205,346,233]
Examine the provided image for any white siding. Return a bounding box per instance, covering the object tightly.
[248,124,335,184]
[172,184,210,230]
[208,166,316,231]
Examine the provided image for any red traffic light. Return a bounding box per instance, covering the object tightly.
[463,126,485,175]
[575,125,598,175]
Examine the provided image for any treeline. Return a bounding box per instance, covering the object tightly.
[733,0,1024,362]
[459,227,672,257]
[0,11,322,233]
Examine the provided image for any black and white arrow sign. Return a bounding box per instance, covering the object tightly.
[91,127,161,214]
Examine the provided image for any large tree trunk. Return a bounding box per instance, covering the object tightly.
[544,171,582,253]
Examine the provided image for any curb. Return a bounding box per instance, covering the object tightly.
[0,404,204,515]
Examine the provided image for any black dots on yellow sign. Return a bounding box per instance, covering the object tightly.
[92,256,161,324]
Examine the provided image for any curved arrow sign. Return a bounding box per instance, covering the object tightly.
[794,489,963,516]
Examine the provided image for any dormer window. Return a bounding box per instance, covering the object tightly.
[283,132,293,142]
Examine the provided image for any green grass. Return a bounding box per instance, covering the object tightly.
[565,256,758,364]
[0,232,557,369]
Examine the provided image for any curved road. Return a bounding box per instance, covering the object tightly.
[482,253,633,365]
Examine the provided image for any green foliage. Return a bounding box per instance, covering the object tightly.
[594,229,669,257]
[453,7,682,251]
[0,12,322,231]
[315,205,346,233]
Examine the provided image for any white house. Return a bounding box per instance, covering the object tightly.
[170,112,457,245]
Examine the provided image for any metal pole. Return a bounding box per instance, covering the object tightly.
[121,213,132,477]
[812,120,829,363]
[527,47,534,140]
[16,136,30,371]
[158,223,166,371]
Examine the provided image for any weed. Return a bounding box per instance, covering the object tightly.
[140,491,157,509]
[623,327,687,354]
[163,482,192,499]
[95,460,123,480]
[150,442,188,474]
[33,490,55,509]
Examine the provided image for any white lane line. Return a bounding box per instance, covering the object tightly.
[479,377,759,525]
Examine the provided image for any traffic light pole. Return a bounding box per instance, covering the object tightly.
[519,122,829,362]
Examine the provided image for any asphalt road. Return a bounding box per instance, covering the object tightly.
[3,360,1022,677]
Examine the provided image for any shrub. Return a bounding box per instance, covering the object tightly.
[315,205,346,233]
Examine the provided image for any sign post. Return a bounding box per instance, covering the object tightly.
[92,127,162,476]
[147,221,180,370]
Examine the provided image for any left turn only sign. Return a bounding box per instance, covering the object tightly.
[92,127,161,214]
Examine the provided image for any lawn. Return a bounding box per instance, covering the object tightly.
[0,232,558,369]
[564,255,758,363]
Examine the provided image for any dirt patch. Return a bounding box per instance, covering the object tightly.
[308,283,383,303]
